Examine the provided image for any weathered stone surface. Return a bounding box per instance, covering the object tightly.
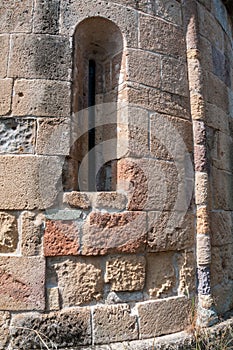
[0,311,10,350]
[162,57,189,97]
[0,212,18,253]
[93,192,127,210]
[210,211,233,246]
[21,211,43,256]
[154,0,182,25]
[197,266,211,295]
[12,79,71,117]
[63,192,90,209]
[139,14,185,57]
[44,220,80,256]
[196,234,211,265]
[47,257,103,306]
[105,255,146,291]
[194,145,208,172]
[203,72,228,112]
[93,304,138,344]
[212,45,231,87]
[0,79,13,116]
[0,155,63,210]
[0,35,9,78]
[9,34,71,80]
[195,172,208,205]
[205,102,229,134]
[208,130,233,172]
[193,121,206,145]
[137,296,191,339]
[177,251,196,296]
[212,281,233,314]
[0,118,36,154]
[127,49,161,88]
[211,244,233,286]
[196,207,209,234]
[147,211,194,252]
[10,308,91,349]
[199,36,213,72]
[82,211,147,255]
[46,286,60,311]
[210,166,233,210]
[0,256,45,310]
[36,118,70,155]
[33,0,60,34]
[190,92,205,120]
[0,0,33,33]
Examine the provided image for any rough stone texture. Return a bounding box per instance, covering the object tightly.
[211,244,233,286]
[210,211,233,246]
[203,72,228,112]
[0,155,63,210]
[0,311,10,350]
[21,211,43,256]
[0,257,45,310]
[82,211,147,255]
[147,211,194,252]
[47,257,103,306]
[0,118,36,154]
[197,266,211,295]
[63,192,90,209]
[154,0,182,25]
[177,251,196,296]
[0,212,18,253]
[0,79,13,116]
[137,297,191,339]
[196,207,209,234]
[44,220,80,256]
[46,286,60,311]
[161,57,189,97]
[36,118,70,155]
[33,0,60,34]
[195,172,208,205]
[0,0,33,33]
[9,34,71,80]
[193,121,206,145]
[105,255,146,291]
[205,102,229,134]
[12,79,71,117]
[196,234,211,265]
[0,35,9,78]
[212,282,233,314]
[212,45,231,87]
[210,166,233,210]
[10,308,91,349]
[93,304,138,344]
[208,130,233,172]
[93,192,127,210]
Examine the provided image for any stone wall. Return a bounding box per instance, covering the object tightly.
[0,0,232,349]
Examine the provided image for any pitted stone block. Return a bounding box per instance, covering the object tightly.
[0,212,18,253]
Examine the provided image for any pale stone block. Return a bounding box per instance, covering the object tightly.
[63,191,91,209]
[210,211,233,246]
[203,72,228,113]
[93,192,127,210]
[162,56,189,97]
[0,78,13,116]
[196,234,211,265]
[0,212,18,253]
[195,172,208,205]
[20,211,42,256]
[46,287,60,311]
[0,35,9,78]
[0,311,10,350]
[211,244,233,286]
[154,0,182,25]
[0,0,33,33]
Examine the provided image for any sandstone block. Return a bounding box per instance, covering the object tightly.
[196,207,210,234]
[82,211,147,255]
[0,35,9,78]
[203,72,228,112]
[9,34,71,80]
[46,286,60,311]
[127,49,161,89]
[205,102,229,134]
[147,211,194,252]
[187,57,203,95]
[154,0,182,25]
[0,79,13,116]
[193,121,206,145]
[127,85,149,109]
[93,192,127,210]
[139,14,185,57]
[0,212,18,253]
[0,312,10,350]
[210,166,233,210]
[44,220,80,256]
[210,211,233,246]
[63,191,90,209]
[196,234,211,265]
[162,57,189,97]
[0,155,63,210]
[212,281,233,314]
[33,0,60,34]
[93,304,138,344]
[137,296,191,339]
[12,79,71,117]
[194,145,208,172]
[212,45,231,87]
[0,118,36,154]
[10,308,91,349]
[199,36,213,72]
[209,130,233,172]
[211,244,233,286]
[0,0,33,33]
[105,255,146,291]
[190,92,205,120]
[195,172,208,205]
[21,211,43,256]
[0,256,45,310]
[47,256,103,306]
[36,118,70,155]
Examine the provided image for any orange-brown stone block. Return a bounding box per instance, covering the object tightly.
[196,206,210,234]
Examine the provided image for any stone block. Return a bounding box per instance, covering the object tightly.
[0,35,9,78]
[196,207,209,234]
[10,308,91,349]
[0,118,36,154]
[139,14,186,57]
[137,296,191,339]
[44,220,80,256]
[203,72,228,113]
[63,192,91,209]
[36,118,70,155]
[127,49,161,89]
[210,211,233,246]
[127,85,149,109]
[0,0,33,33]
[47,256,103,306]
[105,255,146,291]
[0,79,13,116]
[0,212,18,253]
[195,172,208,205]
[194,145,208,172]
[93,192,127,210]
[212,281,233,314]
[196,234,211,265]
[21,211,43,256]
[177,251,196,296]
[190,92,205,120]
[33,0,60,34]
[193,121,206,145]
[0,155,63,210]
[0,312,10,350]
[211,244,233,286]
[205,102,229,134]
[199,36,214,73]
[154,0,182,25]
[209,130,233,172]
[187,57,203,95]
[82,211,147,255]
[46,286,60,311]
[60,0,138,48]
[212,45,231,87]
[210,166,233,210]
[212,0,229,34]
[93,304,138,344]
[9,34,71,80]
[147,211,194,252]
[0,256,45,310]
[162,57,189,97]
[12,79,71,117]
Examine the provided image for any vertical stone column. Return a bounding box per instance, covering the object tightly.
[182,0,218,327]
